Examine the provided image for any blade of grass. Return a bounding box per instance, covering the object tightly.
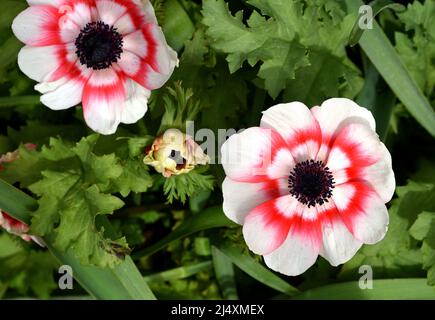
[212,246,238,300]
[293,279,435,300]
[215,244,300,297]
[144,261,213,283]
[0,179,36,223]
[348,0,405,47]
[0,179,155,300]
[345,0,435,138]
[357,56,396,141]
[133,206,235,258]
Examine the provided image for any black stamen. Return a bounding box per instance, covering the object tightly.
[288,160,335,208]
[75,21,123,70]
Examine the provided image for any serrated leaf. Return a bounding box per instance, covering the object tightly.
[203,0,362,99]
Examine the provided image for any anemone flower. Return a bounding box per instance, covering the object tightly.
[0,211,45,246]
[12,0,178,134]
[221,98,395,276]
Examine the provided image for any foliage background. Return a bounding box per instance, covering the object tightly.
[0,0,434,299]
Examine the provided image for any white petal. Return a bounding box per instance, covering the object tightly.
[319,203,362,266]
[362,143,395,203]
[263,224,320,276]
[114,12,136,34]
[326,122,395,202]
[333,182,389,245]
[139,0,158,24]
[12,6,61,46]
[260,102,321,161]
[38,77,86,110]
[313,98,376,134]
[123,29,148,58]
[82,69,125,135]
[96,0,127,26]
[120,79,151,124]
[18,45,62,82]
[312,98,376,160]
[59,2,92,43]
[117,50,141,77]
[243,195,303,256]
[220,127,287,182]
[222,177,288,224]
[267,148,295,180]
[27,0,62,5]
[147,23,178,75]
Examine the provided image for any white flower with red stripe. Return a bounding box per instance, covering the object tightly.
[12,0,178,134]
[0,211,45,247]
[0,144,44,246]
[221,98,395,276]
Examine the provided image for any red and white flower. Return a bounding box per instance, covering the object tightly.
[0,211,45,247]
[12,0,178,135]
[0,143,44,246]
[221,98,395,276]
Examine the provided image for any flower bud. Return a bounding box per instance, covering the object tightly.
[144,129,209,177]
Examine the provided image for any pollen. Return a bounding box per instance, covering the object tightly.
[75,21,124,70]
[288,159,335,208]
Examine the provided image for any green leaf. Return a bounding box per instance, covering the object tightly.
[163,168,214,204]
[212,246,238,300]
[162,0,195,51]
[214,244,300,297]
[172,29,248,132]
[0,179,36,224]
[203,0,362,100]
[293,279,435,300]
[409,211,435,286]
[394,0,435,103]
[356,57,396,141]
[348,0,406,47]
[144,261,213,283]
[0,235,58,299]
[133,206,235,258]
[125,136,154,158]
[345,0,435,137]
[1,135,158,267]
[49,245,156,300]
[109,160,153,197]
[0,180,155,299]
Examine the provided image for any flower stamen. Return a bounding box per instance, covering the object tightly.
[75,21,123,70]
[288,160,335,207]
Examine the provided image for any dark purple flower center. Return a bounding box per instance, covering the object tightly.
[288,160,335,207]
[75,21,123,70]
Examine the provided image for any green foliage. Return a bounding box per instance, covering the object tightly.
[0,0,435,300]
[158,82,202,134]
[0,233,58,299]
[202,0,363,102]
[395,0,435,103]
[172,28,248,131]
[410,212,435,286]
[163,167,214,204]
[0,135,155,267]
[340,162,435,287]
